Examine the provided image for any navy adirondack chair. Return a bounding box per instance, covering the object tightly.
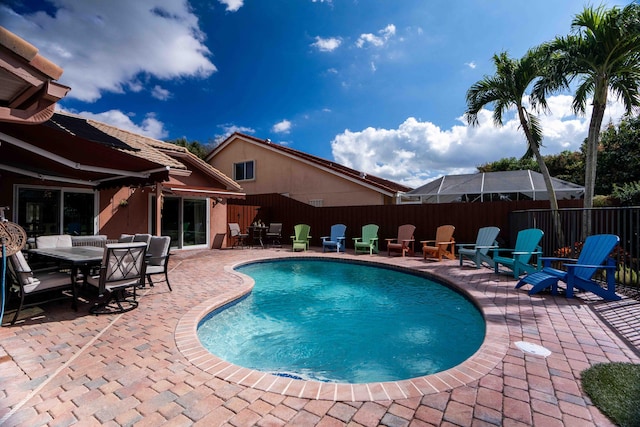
[516,234,621,300]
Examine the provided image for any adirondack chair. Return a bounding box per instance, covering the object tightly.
[457,226,500,269]
[422,225,456,261]
[291,224,311,251]
[516,234,621,300]
[353,224,379,255]
[321,224,347,253]
[493,228,544,278]
[385,224,416,256]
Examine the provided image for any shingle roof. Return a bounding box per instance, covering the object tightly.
[84,116,242,192]
[208,132,412,195]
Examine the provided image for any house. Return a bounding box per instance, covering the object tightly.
[400,170,584,204]
[87,116,245,248]
[206,132,411,207]
[0,27,244,249]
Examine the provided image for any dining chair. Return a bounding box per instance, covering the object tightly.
[6,250,75,324]
[145,236,172,291]
[86,242,147,314]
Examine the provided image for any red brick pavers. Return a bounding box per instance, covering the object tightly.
[1,247,638,426]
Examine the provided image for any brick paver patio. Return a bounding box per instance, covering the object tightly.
[1,246,638,426]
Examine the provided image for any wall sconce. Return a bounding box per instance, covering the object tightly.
[212,197,223,207]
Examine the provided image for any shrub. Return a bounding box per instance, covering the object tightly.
[612,181,640,206]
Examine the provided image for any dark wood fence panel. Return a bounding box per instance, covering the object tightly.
[228,194,583,250]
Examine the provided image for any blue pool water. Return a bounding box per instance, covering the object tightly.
[197,259,485,384]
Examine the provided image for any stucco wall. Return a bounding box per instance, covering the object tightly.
[210,139,385,206]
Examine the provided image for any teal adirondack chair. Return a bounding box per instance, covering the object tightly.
[353,224,379,255]
[321,224,347,253]
[291,224,311,251]
[458,226,500,269]
[493,228,544,278]
[516,234,621,300]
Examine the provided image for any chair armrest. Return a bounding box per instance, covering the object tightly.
[512,251,542,255]
[565,263,617,271]
[420,240,435,245]
[385,238,396,243]
[456,243,474,249]
[370,237,378,243]
[492,247,514,253]
[320,236,329,240]
[337,237,346,242]
[475,245,498,249]
[353,237,362,242]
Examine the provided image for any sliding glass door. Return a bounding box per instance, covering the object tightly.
[153,196,208,249]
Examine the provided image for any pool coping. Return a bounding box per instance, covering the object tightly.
[175,253,510,402]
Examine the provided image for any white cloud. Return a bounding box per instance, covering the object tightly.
[330,95,627,189]
[66,109,169,140]
[272,119,292,134]
[356,24,396,48]
[213,124,256,143]
[311,36,342,52]
[218,0,243,12]
[3,1,216,102]
[465,61,477,69]
[151,85,172,101]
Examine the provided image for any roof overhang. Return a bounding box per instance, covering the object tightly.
[163,185,245,200]
[0,27,71,124]
[0,122,170,189]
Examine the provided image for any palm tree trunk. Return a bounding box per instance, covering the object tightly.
[518,107,565,248]
[581,81,608,240]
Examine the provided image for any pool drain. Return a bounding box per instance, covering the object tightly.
[515,341,551,357]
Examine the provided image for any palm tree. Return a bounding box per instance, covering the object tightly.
[533,3,640,239]
[466,50,565,247]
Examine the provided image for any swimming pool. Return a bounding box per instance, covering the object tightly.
[197,258,486,384]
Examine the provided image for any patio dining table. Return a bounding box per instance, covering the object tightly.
[27,246,105,309]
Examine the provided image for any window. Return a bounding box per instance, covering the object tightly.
[234,160,255,181]
[16,186,96,236]
[309,199,324,207]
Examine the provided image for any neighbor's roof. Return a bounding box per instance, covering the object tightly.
[0,26,71,124]
[87,116,243,193]
[405,170,584,203]
[207,132,412,196]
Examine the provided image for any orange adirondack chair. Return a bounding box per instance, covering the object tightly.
[421,225,456,261]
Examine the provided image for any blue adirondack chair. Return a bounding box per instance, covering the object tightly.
[457,226,500,269]
[353,224,379,255]
[516,234,621,300]
[321,224,347,252]
[493,228,544,278]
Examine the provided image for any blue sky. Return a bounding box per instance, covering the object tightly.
[1,0,630,188]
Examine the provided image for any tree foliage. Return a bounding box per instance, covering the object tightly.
[596,115,640,195]
[166,137,209,159]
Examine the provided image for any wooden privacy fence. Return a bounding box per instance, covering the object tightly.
[228,194,583,251]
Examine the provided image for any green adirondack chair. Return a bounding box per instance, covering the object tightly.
[291,224,311,251]
[353,224,379,255]
[516,234,620,300]
[493,228,544,278]
[457,226,500,269]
